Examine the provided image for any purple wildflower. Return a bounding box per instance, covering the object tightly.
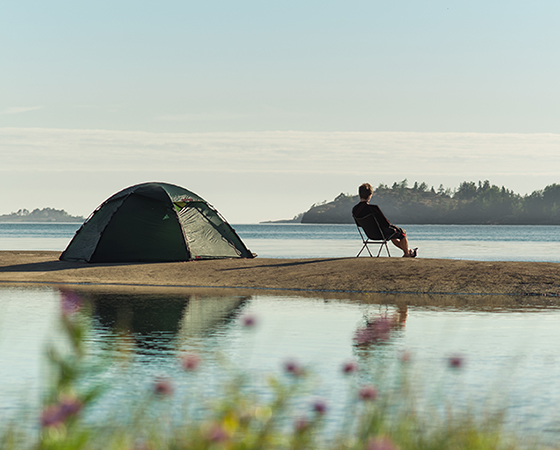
[131,440,152,450]
[58,396,82,417]
[342,360,358,374]
[180,352,201,371]
[40,396,82,428]
[448,355,464,368]
[367,436,399,450]
[312,399,327,415]
[284,359,305,377]
[359,385,378,401]
[400,351,412,363]
[207,423,228,442]
[294,417,311,433]
[40,404,64,428]
[241,314,257,327]
[153,377,174,396]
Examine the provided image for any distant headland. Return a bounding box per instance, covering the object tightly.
[268,180,560,225]
[0,208,84,223]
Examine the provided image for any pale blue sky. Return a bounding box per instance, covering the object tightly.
[3,0,560,132]
[1,1,560,222]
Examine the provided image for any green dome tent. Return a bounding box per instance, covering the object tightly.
[60,182,255,263]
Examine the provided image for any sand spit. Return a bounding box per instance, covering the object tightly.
[0,251,559,300]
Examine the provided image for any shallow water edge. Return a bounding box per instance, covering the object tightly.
[1,251,559,298]
[3,284,560,447]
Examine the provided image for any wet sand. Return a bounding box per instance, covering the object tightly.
[0,251,559,299]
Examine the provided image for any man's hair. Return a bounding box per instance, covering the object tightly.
[358,183,373,199]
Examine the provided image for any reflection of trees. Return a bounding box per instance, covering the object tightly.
[57,288,250,355]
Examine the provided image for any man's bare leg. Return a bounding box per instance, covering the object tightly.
[391,237,409,256]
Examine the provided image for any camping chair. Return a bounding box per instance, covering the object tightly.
[353,213,399,257]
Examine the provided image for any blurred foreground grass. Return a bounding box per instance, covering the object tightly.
[0,292,538,450]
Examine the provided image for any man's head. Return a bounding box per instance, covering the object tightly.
[358,183,373,200]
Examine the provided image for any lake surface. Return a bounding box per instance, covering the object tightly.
[2,285,560,445]
[1,222,560,262]
[2,223,560,444]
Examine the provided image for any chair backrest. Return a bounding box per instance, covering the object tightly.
[353,213,387,241]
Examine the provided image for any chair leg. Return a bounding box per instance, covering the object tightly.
[384,242,391,257]
[356,243,373,257]
[376,242,391,257]
[356,244,366,257]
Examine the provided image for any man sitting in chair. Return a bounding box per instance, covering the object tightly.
[352,183,418,258]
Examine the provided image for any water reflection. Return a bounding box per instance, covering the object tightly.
[3,285,560,445]
[352,303,407,356]
[355,303,408,343]
[73,289,250,356]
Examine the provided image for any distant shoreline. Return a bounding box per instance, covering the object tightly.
[294,181,560,225]
[0,207,84,223]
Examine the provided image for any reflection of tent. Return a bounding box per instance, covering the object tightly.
[60,182,254,263]
[179,296,248,339]
[70,288,249,353]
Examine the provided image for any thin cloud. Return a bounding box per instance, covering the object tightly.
[1,127,560,223]
[155,112,250,122]
[0,106,43,115]
[1,127,559,183]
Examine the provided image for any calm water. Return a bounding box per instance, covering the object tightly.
[2,223,560,444]
[1,222,560,261]
[2,285,560,445]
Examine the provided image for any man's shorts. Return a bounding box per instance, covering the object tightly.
[387,225,406,240]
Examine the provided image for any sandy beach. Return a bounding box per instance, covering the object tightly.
[1,251,559,299]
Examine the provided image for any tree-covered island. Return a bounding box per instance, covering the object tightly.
[299,180,560,225]
[0,208,84,223]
